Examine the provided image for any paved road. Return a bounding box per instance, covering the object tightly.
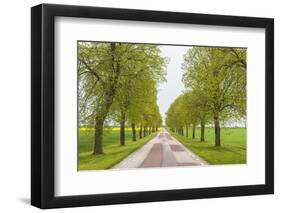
[112,129,208,169]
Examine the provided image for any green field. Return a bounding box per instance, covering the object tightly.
[170,128,246,164]
[78,130,156,170]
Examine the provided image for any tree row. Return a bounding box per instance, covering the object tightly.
[78,42,167,154]
[166,47,246,146]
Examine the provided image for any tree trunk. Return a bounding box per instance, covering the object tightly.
[94,117,104,154]
[192,123,196,139]
[139,125,143,139]
[200,120,205,142]
[92,43,120,154]
[144,126,147,137]
[93,94,114,154]
[214,116,221,146]
[131,123,136,141]
[156,127,158,132]
[120,112,125,146]
[149,127,152,135]
[186,126,189,137]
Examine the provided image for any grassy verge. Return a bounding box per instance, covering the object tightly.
[170,128,246,165]
[78,130,156,170]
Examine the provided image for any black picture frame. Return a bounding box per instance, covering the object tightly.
[31,3,274,209]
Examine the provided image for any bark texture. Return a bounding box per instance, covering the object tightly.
[132,123,136,141]
[214,116,221,146]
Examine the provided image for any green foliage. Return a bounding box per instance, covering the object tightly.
[182,47,246,121]
[111,44,166,128]
[78,42,167,153]
[165,95,186,129]
[79,42,167,127]
[167,46,247,146]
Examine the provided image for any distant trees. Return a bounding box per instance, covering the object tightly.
[166,91,210,142]
[166,47,246,146]
[78,42,167,154]
[165,95,185,136]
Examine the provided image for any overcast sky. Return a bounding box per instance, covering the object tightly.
[157,45,191,124]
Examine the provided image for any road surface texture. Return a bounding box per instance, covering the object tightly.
[112,129,208,169]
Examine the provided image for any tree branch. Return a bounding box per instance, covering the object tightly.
[80,58,105,86]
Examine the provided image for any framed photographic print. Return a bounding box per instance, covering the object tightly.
[31,3,274,209]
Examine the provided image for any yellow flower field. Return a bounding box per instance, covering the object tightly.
[79,127,163,132]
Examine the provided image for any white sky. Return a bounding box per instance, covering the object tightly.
[157,45,191,124]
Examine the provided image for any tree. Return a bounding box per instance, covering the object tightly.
[165,90,210,142]
[78,42,167,153]
[184,90,211,142]
[112,44,167,145]
[165,95,186,136]
[79,42,123,154]
[182,47,246,146]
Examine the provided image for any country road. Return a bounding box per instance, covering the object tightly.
[112,129,208,169]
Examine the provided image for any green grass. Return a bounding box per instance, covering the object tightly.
[170,128,246,165]
[78,130,156,170]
